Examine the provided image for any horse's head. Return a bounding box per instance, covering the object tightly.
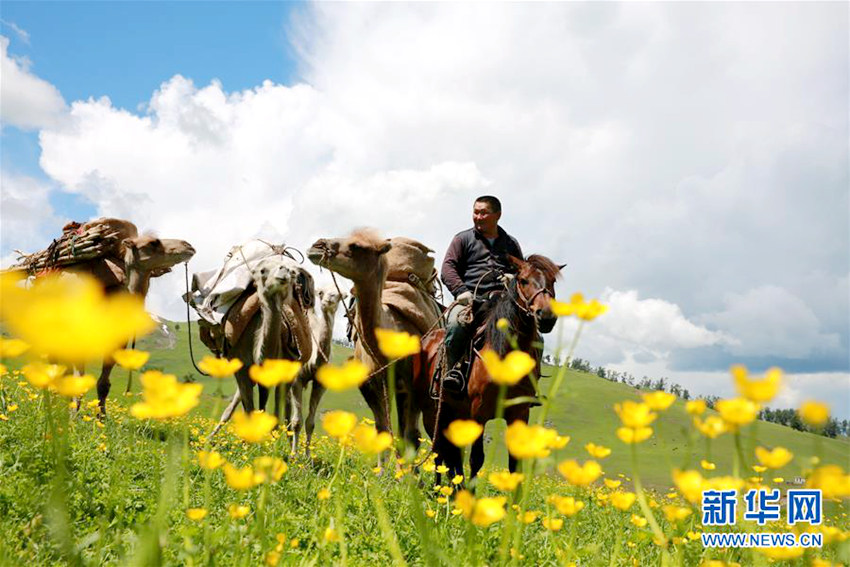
[509,255,565,334]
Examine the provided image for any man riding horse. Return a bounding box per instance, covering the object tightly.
[441,195,524,393]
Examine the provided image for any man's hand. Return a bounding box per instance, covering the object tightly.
[456,291,473,306]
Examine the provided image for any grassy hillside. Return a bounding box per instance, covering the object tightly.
[128,321,850,489]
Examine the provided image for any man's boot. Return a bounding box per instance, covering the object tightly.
[442,325,467,394]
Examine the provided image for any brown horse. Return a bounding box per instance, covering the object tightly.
[413,255,563,483]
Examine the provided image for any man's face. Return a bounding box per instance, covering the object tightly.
[473,201,500,235]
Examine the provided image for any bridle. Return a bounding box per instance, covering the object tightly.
[512,273,553,319]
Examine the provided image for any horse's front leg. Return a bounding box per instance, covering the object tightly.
[470,434,486,479]
[96,360,116,417]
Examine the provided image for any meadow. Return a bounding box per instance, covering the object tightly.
[1,276,848,566]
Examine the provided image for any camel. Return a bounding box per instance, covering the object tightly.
[286,285,346,455]
[307,229,433,450]
[210,256,314,435]
[61,219,196,414]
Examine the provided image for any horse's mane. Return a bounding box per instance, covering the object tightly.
[482,254,562,356]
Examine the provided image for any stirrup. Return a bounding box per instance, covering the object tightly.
[443,368,466,394]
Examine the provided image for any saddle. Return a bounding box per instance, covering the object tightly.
[428,325,488,400]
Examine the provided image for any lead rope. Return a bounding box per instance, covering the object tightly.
[184,263,211,376]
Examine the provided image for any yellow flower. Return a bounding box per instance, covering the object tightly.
[806,465,850,499]
[231,410,278,443]
[557,460,602,486]
[228,503,250,519]
[186,508,208,521]
[604,479,621,489]
[642,391,676,411]
[755,446,793,469]
[663,505,692,522]
[693,415,727,438]
[616,426,653,444]
[731,365,781,403]
[444,419,483,448]
[198,355,243,378]
[703,476,744,493]
[53,374,96,398]
[254,456,288,481]
[549,495,584,516]
[519,510,539,524]
[112,349,150,370]
[686,399,706,415]
[0,272,154,363]
[611,492,637,511]
[480,349,536,386]
[700,460,716,471]
[471,497,507,527]
[496,318,510,332]
[316,359,370,391]
[22,362,66,390]
[323,527,340,543]
[756,546,804,560]
[0,337,29,358]
[614,401,657,428]
[585,442,612,459]
[542,517,564,531]
[454,490,475,518]
[374,328,421,359]
[425,509,436,519]
[451,475,464,486]
[799,400,830,428]
[322,410,357,439]
[197,450,225,470]
[630,514,647,527]
[223,463,262,490]
[716,397,758,428]
[352,424,393,454]
[672,469,705,504]
[550,293,608,320]
[504,421,556,459]
[131,371,202,420]
[436,465,449,475]
[249,359,301,387]
[489,471,524,492]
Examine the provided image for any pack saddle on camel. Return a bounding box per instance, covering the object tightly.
[186,240,314,436]
[307,229,442,451]
[9,218,196,415]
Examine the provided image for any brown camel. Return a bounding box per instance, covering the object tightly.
[307,229,426,449]
[66,219,195,414]
[287,285,346,455]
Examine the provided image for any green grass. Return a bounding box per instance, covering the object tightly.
[1,320,848,566]
[134,321,850,489]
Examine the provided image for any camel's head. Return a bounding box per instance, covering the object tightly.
[252,258,297,301]
[509,254,565,334]
[316,285,346,316]
[307,229,391,281]
[122,235,196,276]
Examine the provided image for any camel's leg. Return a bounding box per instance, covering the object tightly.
[235,371,255,413]
[359,380,391,434]
[258,385,270,413]
[71,363,85,412]
[399,392,421,454]
[272,383,286,425]
[304,379,326,458]
[470,434,486,480]
[210,392,242,438]
[96,361,116,416]
[288,380,304,453]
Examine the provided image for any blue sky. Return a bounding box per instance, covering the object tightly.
[2,1,301,219]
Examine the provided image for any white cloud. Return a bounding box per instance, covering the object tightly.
[0,35,66,130]
[0,20,30,45]
[13,3,848,387]
[0,173,63,265]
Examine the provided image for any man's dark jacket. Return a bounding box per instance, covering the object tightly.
[441,226,523,300]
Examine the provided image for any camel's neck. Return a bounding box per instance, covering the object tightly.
[254,293,283,363]
[351,261,387,364]
[126,268,152,297]
[310,306,336,363]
